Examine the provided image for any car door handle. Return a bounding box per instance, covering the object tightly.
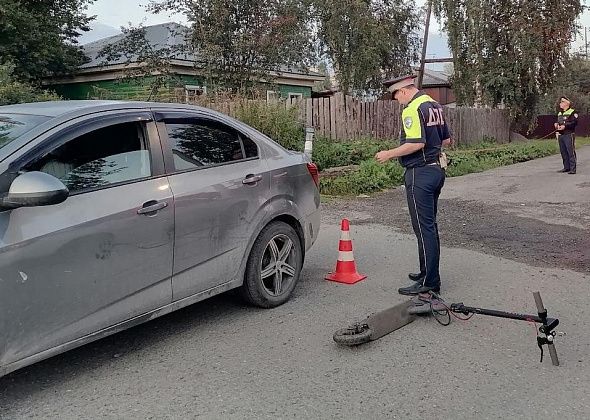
[242,174,263,185]
[137,200,168,215]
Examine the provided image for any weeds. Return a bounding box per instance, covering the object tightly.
[234,101,304,151]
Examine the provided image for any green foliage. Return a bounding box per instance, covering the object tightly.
[234,101,305,150]
[318,138,585,196]
[97,24,185,98]
[320,159,404,196]
[313,61,333,92]
[433,0,583,130]
[146,0,422,95]
[538,57,590,115]
[315,0,421,93]
[0,64,60,106]
[149,0,316,93]
[312,137,396,170]
[0,0,93,82]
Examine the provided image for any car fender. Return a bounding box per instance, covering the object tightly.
[233,195,306,286]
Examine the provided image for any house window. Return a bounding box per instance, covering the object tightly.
[184,85,207,103]
[288,92,303,104]
[267,90,280,102]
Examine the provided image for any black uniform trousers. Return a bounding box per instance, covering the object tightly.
[404,164,446,289]
[558,133,576,172]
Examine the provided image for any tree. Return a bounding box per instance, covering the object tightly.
[433,0,583,130]
[538,57,590,115]
[97,24,187,100]
[0,64,60,106]
[148,0,316,93]
[314,0,421,94]
[313,61,333,91]
[0,0,94,82]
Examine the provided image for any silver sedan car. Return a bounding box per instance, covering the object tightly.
[0,101,320,377]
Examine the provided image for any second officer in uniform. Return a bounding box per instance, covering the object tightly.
[555,96,578,174]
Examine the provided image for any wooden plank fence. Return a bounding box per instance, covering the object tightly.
[319,95,509,145]
[187,92,511,146]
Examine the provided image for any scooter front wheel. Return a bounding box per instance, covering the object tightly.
[333,324,372,346]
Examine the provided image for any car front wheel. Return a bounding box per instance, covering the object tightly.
[240,221,303,308]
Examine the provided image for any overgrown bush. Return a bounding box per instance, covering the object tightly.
[235,101,305,151]
[312,137,396,171]
[0,63,60,105]
[320,159,404,195]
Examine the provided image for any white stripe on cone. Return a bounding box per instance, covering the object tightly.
[340,231,351,241]
[338,250,355,261]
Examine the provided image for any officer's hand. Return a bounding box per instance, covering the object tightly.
[375,150,393,163]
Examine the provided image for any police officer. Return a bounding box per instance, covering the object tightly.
[554,96,578,174]
[375,74,451,296]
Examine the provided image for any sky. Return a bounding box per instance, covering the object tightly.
[82,0,590,58]
[83,0,185,35]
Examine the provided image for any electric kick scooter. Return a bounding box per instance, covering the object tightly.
[333,291,560,366]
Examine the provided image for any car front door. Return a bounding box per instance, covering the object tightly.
[155,111,270,300]
[0,112,174,367]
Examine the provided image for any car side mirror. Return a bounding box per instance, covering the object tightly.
[2,171,69,209]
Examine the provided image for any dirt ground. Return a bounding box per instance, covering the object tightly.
[322,185,590,275]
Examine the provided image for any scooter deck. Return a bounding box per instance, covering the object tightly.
[333,300,416,346]
[365,300,416,340]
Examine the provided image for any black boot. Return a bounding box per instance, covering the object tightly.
[398,282,440,296]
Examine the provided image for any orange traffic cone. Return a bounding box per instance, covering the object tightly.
[325,219,367,284]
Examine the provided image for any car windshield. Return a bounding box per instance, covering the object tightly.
[0,114,51,150]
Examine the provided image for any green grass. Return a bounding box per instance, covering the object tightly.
[318,137,589,196]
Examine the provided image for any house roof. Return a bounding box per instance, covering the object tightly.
[81,22,323,79]
[82,22,192,69]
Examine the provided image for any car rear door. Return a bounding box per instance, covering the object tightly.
[0,111,174,367]
[154,110,270,300]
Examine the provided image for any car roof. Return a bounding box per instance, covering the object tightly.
[0,100,213,118]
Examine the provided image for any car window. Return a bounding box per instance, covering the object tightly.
[242,135,258,158]
[165,120,255,171]
[24,121,151,193]
[0,114,51,150]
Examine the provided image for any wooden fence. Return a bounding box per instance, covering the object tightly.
[528,114,590,138]
[301,94,404,142]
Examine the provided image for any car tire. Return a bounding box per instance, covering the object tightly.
[240,221,303,308]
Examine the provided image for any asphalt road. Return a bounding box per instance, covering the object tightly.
[324,145,590,274]
[1,149,589,419]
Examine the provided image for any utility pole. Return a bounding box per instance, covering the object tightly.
[585,26,588,60]
[417,0,432,89]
